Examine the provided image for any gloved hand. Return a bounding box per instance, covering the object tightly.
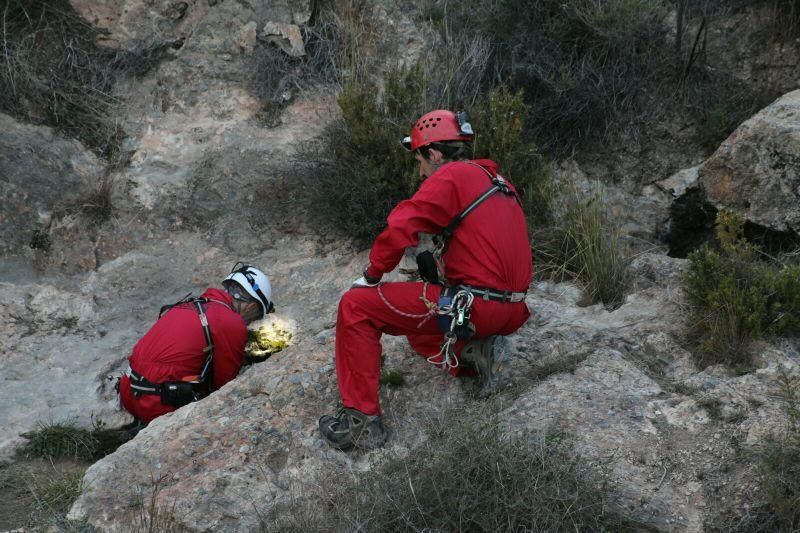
[351,270,381,288]
[351,276,380,288]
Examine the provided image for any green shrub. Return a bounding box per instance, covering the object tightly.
[428,0,672,154]
[303,72,553,245]
[472,86,553,227]
[684,212,800,368]
[29,229,52,251]
[268,405,643,532]
[537,183,631,308]
[300,66,421,245]
[696,105,734,153]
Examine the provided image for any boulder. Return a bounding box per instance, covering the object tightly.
[698,89,800,235]
[66,253,800,531]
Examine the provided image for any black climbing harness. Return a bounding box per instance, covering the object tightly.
[128,295,222,408]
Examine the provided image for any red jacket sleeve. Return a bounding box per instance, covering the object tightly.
[367,171,461,278]
[209,314,247,390]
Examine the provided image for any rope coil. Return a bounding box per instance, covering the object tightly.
[375,282,475,370]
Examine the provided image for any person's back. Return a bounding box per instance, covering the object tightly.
[414,158,531,292]
[119,265,274,424]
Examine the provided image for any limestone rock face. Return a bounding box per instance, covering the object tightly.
[0,114,104,258]
[3,3,799,532]
[70,0,312,51]
[698,89,800,235]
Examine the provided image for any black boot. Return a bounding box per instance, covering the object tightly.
[118,419,147,444]
[461,335,512,397]
[319,408,388,451]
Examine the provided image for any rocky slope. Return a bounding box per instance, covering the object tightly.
[0,1,799,532]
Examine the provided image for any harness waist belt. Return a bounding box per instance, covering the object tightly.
[461,285,527,303]
[128,370,163,395]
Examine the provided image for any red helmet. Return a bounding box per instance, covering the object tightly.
[401,110,474,152]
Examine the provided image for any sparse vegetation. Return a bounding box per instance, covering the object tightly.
[17,419,123,462]
[267,404,644,532]
[735,369,800,531]
[684,212,800,368]
[537,182,632,308]
[0,0,124,155]
[0,459,89,531]
[520,349,593,382]
[424,0,771,159]
[133,472,181,533]
[379,369,405,387]
[81,175,116,221]
[29,228,52,251]
[247,0,377,124]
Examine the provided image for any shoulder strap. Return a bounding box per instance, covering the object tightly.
[192,299,214,386]
[440,185,502,240]
[158,292,194,319]
[439,162,521,241]
[157,294,215,386]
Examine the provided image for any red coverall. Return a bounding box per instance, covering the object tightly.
[119,288,248,423]
[336,159,532,416]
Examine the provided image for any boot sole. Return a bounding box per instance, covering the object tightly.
[481,335,512,397]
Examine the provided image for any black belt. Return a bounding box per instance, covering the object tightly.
[460,285,527,303]
[128,370,207,407]
[128,370,164,395]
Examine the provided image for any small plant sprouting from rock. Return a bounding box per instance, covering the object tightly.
[696,105,734,154]
[133,471,181,533]
[29,229,52,251]
[82,175,116,221]
[244,324,293,364]
[379,369,405,387]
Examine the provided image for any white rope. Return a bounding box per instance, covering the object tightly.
[376,282,438,328]
[375,283,474,370]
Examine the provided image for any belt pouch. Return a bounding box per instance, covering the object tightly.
[159,381,197,407]
[416,251,441,284]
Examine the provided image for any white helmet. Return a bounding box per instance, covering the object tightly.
[223,263,274,318]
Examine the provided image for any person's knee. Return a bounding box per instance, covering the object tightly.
[338,288,372,317]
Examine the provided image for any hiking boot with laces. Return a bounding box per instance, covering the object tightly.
[319,408,388,451]
[461,335,512,397]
